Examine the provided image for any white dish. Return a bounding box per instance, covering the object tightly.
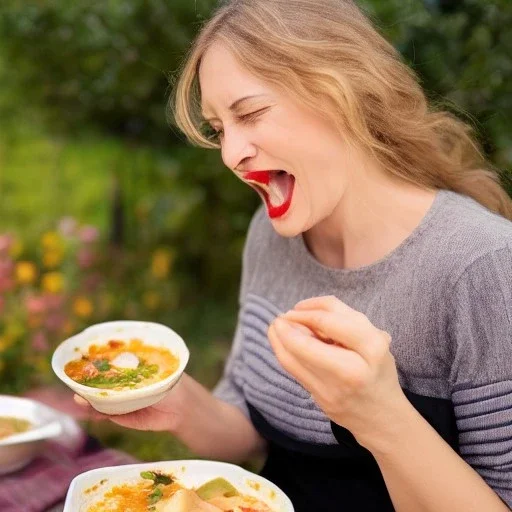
[51,321,189,415]
[64,459,294,512]
[0,395,63,475]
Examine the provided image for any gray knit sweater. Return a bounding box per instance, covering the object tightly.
[214,189,512,506]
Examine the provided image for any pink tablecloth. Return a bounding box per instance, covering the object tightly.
[0,391,137,512]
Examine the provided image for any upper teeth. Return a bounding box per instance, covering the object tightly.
[245,172,286,206]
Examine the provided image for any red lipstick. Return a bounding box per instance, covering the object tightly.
[241,170,295,219]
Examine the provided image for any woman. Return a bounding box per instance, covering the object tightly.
[77,1,512,510]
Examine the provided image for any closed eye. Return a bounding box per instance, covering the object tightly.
[238,106,271,124]
[202,106,271,144]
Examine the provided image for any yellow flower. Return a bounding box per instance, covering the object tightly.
[73,296,94,319]
[143,291,161,310]
[41,231,62,250]
[151,248,175,280]
[41,272,65,294]
[43,248,64,268]
[15,261,38,285]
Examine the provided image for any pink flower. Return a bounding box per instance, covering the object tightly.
[0,235,13,254]
[77,248,96,269]
[25,295,48,315]
[31,331,49,352]
[45,313,65,332]
[0,276,14,293]
[45,293,64,311]
[58,217,78,237]
[78,225,100,244]
[0,258,14,279]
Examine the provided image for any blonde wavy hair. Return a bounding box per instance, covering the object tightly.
[172,0,512,220]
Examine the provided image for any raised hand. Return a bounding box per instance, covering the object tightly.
[268,295,410,450]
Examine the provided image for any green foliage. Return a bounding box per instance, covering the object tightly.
[361,0,512,190]
[0,0,217,145]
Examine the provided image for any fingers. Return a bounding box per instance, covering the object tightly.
[268,320,318,386]
[282,308,371,354]
[294,295,352,312]
[283,296,391,363]
[268,321,305,372]
[270,317,352,375]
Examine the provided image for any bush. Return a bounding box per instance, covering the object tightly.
[362,0,512,191]
[0,0,216,145]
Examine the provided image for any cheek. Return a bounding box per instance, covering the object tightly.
[295,164,346,222]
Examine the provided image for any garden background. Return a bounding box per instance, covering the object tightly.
[0,0,511,462]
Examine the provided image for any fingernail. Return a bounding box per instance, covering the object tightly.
[275,318,306,338]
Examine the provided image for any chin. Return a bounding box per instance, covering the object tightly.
[268,210,308,238]
[269,221,301,238]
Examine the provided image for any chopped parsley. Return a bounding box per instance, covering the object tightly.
[78,362,158,389]
[140,471,174,508]
[93,359,111,372]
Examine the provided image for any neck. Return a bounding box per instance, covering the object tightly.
[303,172,438,269]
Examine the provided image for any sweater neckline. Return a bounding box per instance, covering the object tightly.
[289,189,450,279]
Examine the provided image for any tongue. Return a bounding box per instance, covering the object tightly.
[268,173,291,207]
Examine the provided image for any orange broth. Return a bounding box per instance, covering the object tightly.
[87,480,183,512]
[64,339,179,390]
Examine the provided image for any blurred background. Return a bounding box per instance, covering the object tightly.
[0,0,510,462]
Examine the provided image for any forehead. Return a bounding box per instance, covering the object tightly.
[198,42,271,113]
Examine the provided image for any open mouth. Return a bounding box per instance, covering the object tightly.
[241,170,295,219]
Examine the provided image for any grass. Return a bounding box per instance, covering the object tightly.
[0,122,128,238]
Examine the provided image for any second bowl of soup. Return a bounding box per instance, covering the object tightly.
[0,395,63,475]
[52,321,189,415]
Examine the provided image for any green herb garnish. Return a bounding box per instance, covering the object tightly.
[140,470,174,507]
[140,471,173,486]
[78,363,158,389]
[93,359,111,372]
[154,474,173,485]
[148,487,163,504]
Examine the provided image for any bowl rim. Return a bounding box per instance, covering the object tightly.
[0,395,63,446]
[64,459,294,512]
[51,320,190,398]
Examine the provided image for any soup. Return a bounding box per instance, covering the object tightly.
[0,416,32,440]
[86,472,273,512]
[64,339,179,390]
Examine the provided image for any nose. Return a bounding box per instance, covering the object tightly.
[220,125,257,171]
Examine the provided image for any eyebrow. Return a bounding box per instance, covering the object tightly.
[202,94,267,121]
